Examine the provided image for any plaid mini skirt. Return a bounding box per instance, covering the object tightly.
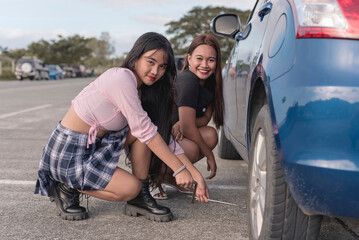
[34,123,129,196]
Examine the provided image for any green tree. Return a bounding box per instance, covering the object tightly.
[165,6,250,64]
[27,35,92,65]
[84,32,116,69]
[0,47,26,61]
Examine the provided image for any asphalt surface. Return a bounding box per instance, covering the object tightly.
[0,77,358,240]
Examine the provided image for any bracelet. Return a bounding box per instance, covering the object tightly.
[173,164,186,177]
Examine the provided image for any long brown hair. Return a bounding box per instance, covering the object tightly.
[182,33,224,128]
[122,32,176,179]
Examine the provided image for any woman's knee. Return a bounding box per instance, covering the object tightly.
[107,169,141,202]
[120,178,141,202]
[201,126,218,149]
[180,140,200,163]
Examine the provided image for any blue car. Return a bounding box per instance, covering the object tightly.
[211,0,359,239]
[46,65,64,80]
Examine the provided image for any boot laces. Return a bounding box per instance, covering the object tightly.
[61,183,90,212]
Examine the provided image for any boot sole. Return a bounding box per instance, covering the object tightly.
[49,186,89,221]
[124,203,173,222]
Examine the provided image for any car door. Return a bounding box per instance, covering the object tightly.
[230,0,272,147]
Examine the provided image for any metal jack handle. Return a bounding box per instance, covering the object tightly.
[191,181,198,204]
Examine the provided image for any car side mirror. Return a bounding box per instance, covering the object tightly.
[210,14,241,39]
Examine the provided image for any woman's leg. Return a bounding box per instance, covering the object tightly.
[81,167,141,202]
[81,130,143,202]
[160,126,218,192]
[178,126,218,164]
[130,138,169,199]
[130,138,151,179]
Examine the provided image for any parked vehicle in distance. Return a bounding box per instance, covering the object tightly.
[86,68,96,77]
[175,55,185,71]
[46,65,63,80]
[72,65,87,77]
[211,0,359,239]
[15,56,49,80]
[60,63,76,78]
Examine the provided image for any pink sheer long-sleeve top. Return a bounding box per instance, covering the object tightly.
[72,67,183,155]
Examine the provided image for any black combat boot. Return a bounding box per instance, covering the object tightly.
[49,181,89,220]
[124,178,173,222]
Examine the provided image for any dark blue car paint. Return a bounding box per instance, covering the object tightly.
[223,0,359,218]
[270,39,359,217]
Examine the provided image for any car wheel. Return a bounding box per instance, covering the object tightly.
[218,128,242,159]
[248,104,322,240]
[21,63,32,73]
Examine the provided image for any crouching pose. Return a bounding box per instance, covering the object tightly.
[34,32,201,222]
[152,34,224,199]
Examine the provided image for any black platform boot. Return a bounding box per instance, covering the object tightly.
[124,178,173,222]
[49,181,89,221]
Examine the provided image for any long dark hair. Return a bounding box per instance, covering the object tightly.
[121,32,176,178]
[182,33,224,128]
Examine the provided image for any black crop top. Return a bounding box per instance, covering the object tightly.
[175,69,214,118]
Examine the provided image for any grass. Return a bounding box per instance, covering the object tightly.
[0,68,17,81]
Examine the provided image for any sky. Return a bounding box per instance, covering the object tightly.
[0,0,253,57]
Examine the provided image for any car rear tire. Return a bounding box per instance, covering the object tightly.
[248,104,322,240]
[217,128,242,159]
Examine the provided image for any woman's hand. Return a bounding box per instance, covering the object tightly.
[206,153,217,179]
[174,168,193,189]
[194,176,210,203]
[171,122,183,141]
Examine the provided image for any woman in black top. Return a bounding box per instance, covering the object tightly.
[153,33,224,199]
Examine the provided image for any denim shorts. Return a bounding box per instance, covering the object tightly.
[34,123,129,196]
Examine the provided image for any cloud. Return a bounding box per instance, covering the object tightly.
[0,28,101,51]
[201,0,253,10]
[0,28,70,49]
[81,0,169,7]
[111,34,139,56]
[135,15,173,26]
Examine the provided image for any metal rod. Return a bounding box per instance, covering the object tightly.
[190,195,238,206]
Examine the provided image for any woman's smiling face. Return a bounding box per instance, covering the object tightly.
[134,49,167,87]
[188,44,217,81]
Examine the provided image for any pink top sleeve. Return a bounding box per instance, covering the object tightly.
[169,136,185,155]
[99,68,158,144]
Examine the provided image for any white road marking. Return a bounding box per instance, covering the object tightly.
[0,180,35,185]
[0,104,52,119]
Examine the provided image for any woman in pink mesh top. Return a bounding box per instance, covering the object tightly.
[34,32,209,222]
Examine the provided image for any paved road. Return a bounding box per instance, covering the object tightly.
[0,78,358,240]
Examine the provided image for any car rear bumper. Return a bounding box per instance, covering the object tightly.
[15,71,36,78]
[269,39,359,218]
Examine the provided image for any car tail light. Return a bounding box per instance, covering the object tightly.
[292,0,359,39]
